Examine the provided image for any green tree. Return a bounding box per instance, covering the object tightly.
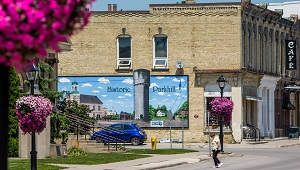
[175,101,188,119]
[160,105,168,115]
[130,111,135,120]
[50,112,70,144]
[111,114,119,120]
[63,100,93,135]
[37,61,67,144]
[38,61,63,102]
[178,101,188,111]
[8,67,20,157]
[149,105,157,120]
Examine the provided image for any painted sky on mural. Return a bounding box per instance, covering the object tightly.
[58,76,188,114]
[91,0,297,11]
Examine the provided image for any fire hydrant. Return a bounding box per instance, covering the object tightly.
[151,136,157,150]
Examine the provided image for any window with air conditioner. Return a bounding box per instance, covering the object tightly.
[117,35,131,69]
[153,34,168,68]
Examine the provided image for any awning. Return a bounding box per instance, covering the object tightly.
[245,96,263,101]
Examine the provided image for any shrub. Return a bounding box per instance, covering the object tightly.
[67,146,87,157]
[8,67,20,157]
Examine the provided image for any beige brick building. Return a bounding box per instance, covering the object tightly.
[58,0,300,143]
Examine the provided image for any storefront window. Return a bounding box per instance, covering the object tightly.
[205,97,232,131]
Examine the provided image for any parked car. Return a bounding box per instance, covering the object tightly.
[89,122,147,146]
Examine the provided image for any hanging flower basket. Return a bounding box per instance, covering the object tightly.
[209,97,234,124]
[15,95,52,134]
[0,0,94,69]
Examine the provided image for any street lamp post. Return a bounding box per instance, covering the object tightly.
[217,75,227,152]
[25,64,39,170]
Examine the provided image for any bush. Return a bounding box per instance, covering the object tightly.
[8,67,20,157]
[67,146,87,157]
[8,138,18,157]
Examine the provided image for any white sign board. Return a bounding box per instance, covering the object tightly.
[150,121,164,127]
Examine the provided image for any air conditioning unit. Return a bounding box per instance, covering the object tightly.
[154,58,167,68]
[118,59,131,69]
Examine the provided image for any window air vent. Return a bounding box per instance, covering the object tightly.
[118,59,131,69]
[154,59,167,67]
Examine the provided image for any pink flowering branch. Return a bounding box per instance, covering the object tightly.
[209,97,234,124]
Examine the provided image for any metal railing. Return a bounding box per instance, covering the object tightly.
[66,114,127,151]
[93,125,127,151]
[66,114,94,141]
[246,124,260,142]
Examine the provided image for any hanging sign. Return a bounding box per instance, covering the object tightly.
[286,40,297,70]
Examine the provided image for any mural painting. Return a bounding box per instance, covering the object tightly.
[58,73,188,128]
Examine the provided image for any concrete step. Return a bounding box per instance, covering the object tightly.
[68,138,126,153]
[78,139,97,143]
[82,147,110,153]
[83,144,107,147]
[81,144,126,153]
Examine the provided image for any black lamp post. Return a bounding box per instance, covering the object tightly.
[25,63,39,170]
[217,75,227,152]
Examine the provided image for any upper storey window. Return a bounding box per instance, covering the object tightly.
[153,34,168,68]
[117,35,131,69]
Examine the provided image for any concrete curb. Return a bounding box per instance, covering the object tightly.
[137,161,190,170]
[132,152,236,170]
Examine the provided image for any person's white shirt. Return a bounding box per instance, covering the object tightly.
[211,135,220,151]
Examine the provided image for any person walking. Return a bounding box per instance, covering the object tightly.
[211,133,223,168]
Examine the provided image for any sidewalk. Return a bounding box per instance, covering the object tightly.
[54,138,299,170]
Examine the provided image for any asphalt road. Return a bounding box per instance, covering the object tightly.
[159,145,300,170]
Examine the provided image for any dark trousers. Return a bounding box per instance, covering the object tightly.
[212,150,221,166]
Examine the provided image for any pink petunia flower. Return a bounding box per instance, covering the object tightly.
[15,95,52,134]
[0,0,95,69]
[209,97,234,124]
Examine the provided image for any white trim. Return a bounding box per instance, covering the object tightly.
[204,92,232,97]
[245,96,263,101]
[284,85,300,90]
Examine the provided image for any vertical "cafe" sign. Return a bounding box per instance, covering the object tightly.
[286,40,297,70]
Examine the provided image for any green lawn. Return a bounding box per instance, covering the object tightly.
[8,153,150,170]
[9,161,65,170]
[8,148,197,170]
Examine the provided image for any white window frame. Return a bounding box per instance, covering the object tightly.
[117,35,132,69]
[153,34,168,69]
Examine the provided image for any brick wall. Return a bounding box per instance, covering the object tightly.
[58,4,242,143]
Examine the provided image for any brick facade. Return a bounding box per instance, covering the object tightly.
[58,2,300,143]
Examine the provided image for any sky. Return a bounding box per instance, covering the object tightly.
[58,76,188,114]
[91,0,297,11]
